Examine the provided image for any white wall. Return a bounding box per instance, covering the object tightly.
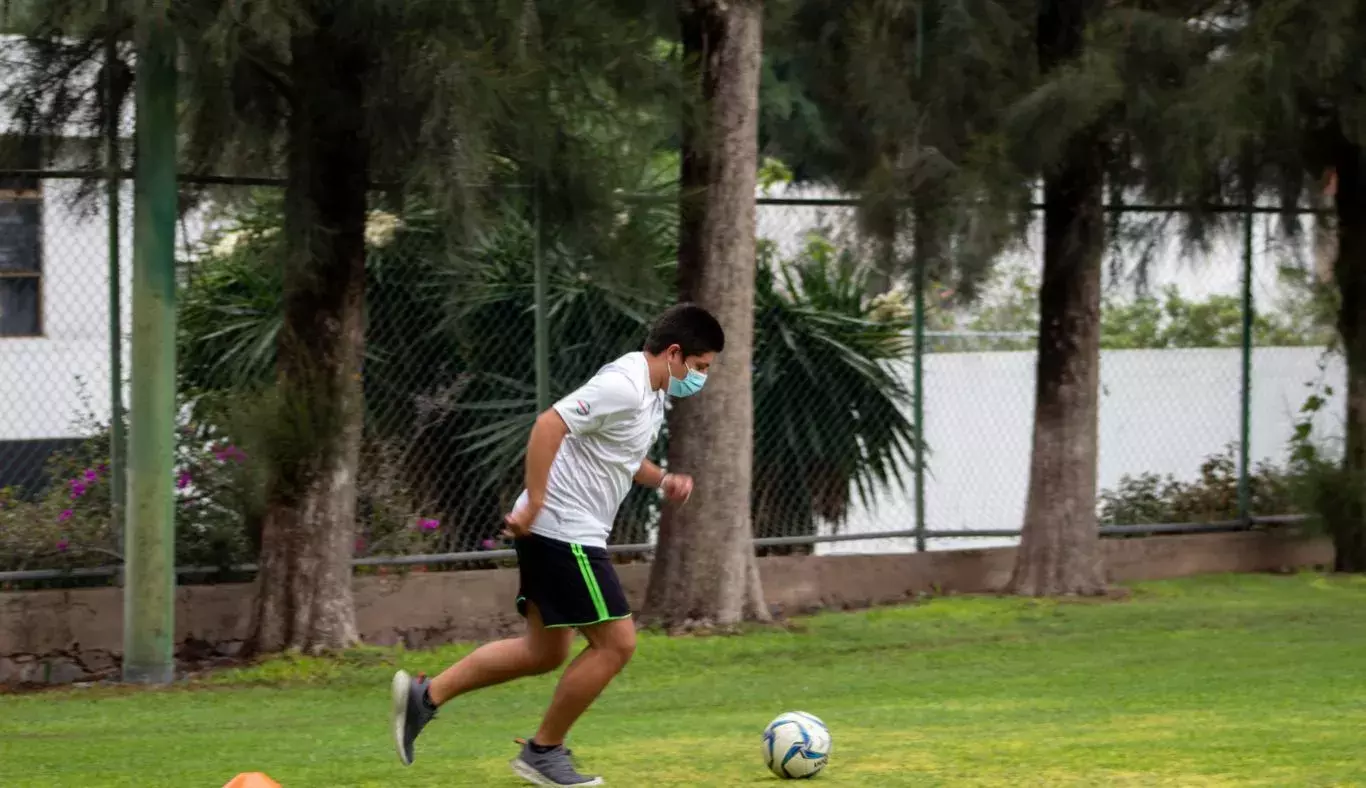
[824,345,1346,555]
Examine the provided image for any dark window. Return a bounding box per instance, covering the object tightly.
[0,147,42,338]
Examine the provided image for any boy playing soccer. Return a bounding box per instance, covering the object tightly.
[391,303,725,786]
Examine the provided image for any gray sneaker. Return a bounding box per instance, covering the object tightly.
[390,670,437,766]
[510,739,604,786]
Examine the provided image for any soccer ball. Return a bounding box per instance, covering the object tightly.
[762,711,831,779]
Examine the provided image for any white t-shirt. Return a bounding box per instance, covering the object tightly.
[515,352,666,547]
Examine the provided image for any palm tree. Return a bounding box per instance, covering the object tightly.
[180,184,921,561]
[751,237,917,547]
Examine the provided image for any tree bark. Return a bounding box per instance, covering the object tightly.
[248,15,368,653]
[1331,142,1366,573]
[1008,0,1108,596]
[642,0,770,631]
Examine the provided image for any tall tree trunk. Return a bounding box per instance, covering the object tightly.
[1331,143,1366,572]
[865,198,900,297]
[248,16,368,653]
[1009,0,1108,596]
[912,193,946,290]
[642,0,770,631]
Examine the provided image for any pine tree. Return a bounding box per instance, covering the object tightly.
[764,1,1222,591]
[1006,0,1110,595]
[761,0,1034,297]
[3,0,679,651]
[1172,0,1366,570]
[1002,0,1228,594]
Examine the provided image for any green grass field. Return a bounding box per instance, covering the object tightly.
[4,572,1366,787]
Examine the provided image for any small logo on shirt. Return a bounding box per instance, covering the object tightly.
[575,400,591,416]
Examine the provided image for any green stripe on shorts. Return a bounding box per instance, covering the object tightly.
[571,543,610,621]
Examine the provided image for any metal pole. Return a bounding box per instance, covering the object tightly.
[528,7,550,413]
[124,1,178,685]
[913,254,927,552]
[1237,197,1254,523]
[533,180,550,412]
[105,0,126,578]
[912,0,928,552]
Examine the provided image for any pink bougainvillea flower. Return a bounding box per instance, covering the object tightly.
[70,480,86,499]
[214,444,248,464]
[481,539,496,550]
[176,470,192,490]
[417,518,440,532]
[56,538,69,552]
[58,509,73,522]
[84,469,99,483]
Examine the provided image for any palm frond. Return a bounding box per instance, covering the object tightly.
[752,234,918,541]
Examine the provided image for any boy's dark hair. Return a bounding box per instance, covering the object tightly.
[644,303,725,357]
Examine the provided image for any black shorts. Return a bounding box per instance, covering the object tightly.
[514,533,631,629]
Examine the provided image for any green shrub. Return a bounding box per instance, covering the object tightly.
[173,195,920,555]
[0,419,260,582]
[1095,361,1346,531]
[1097,446,1297,527]
[1280,365,1365,568]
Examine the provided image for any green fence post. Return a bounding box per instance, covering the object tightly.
[106,0,126,576]
[912,0,928,552]
[123,0,178,685]
[533,180,550,412]
[913,241,927,552]
[1238,201,1254,524]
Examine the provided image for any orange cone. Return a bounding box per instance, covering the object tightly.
[222,774,281,788]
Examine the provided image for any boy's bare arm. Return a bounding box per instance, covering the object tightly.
[634,460,666,488]
[634,459,693,503]
[504,409,570,536]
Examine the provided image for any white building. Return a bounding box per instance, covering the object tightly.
[0,36,211,489]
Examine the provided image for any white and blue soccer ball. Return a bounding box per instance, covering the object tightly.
[762,711,832,779]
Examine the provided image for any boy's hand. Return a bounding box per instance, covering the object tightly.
[502,503,537,539]
[660,473,694,504]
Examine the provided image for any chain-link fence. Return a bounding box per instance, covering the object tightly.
[0,176,121,489]
[0,171,1345,583]
[0,172,233,580]
[1,173,124,579]
[754,194,1344,557]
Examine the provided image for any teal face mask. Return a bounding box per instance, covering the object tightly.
[668,357,707,398]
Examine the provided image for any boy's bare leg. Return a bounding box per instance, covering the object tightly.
[428,603,573,705]
[393,603,573,766]
[531,617,636,746]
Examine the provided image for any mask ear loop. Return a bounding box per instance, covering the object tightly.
[671,348,686,378]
